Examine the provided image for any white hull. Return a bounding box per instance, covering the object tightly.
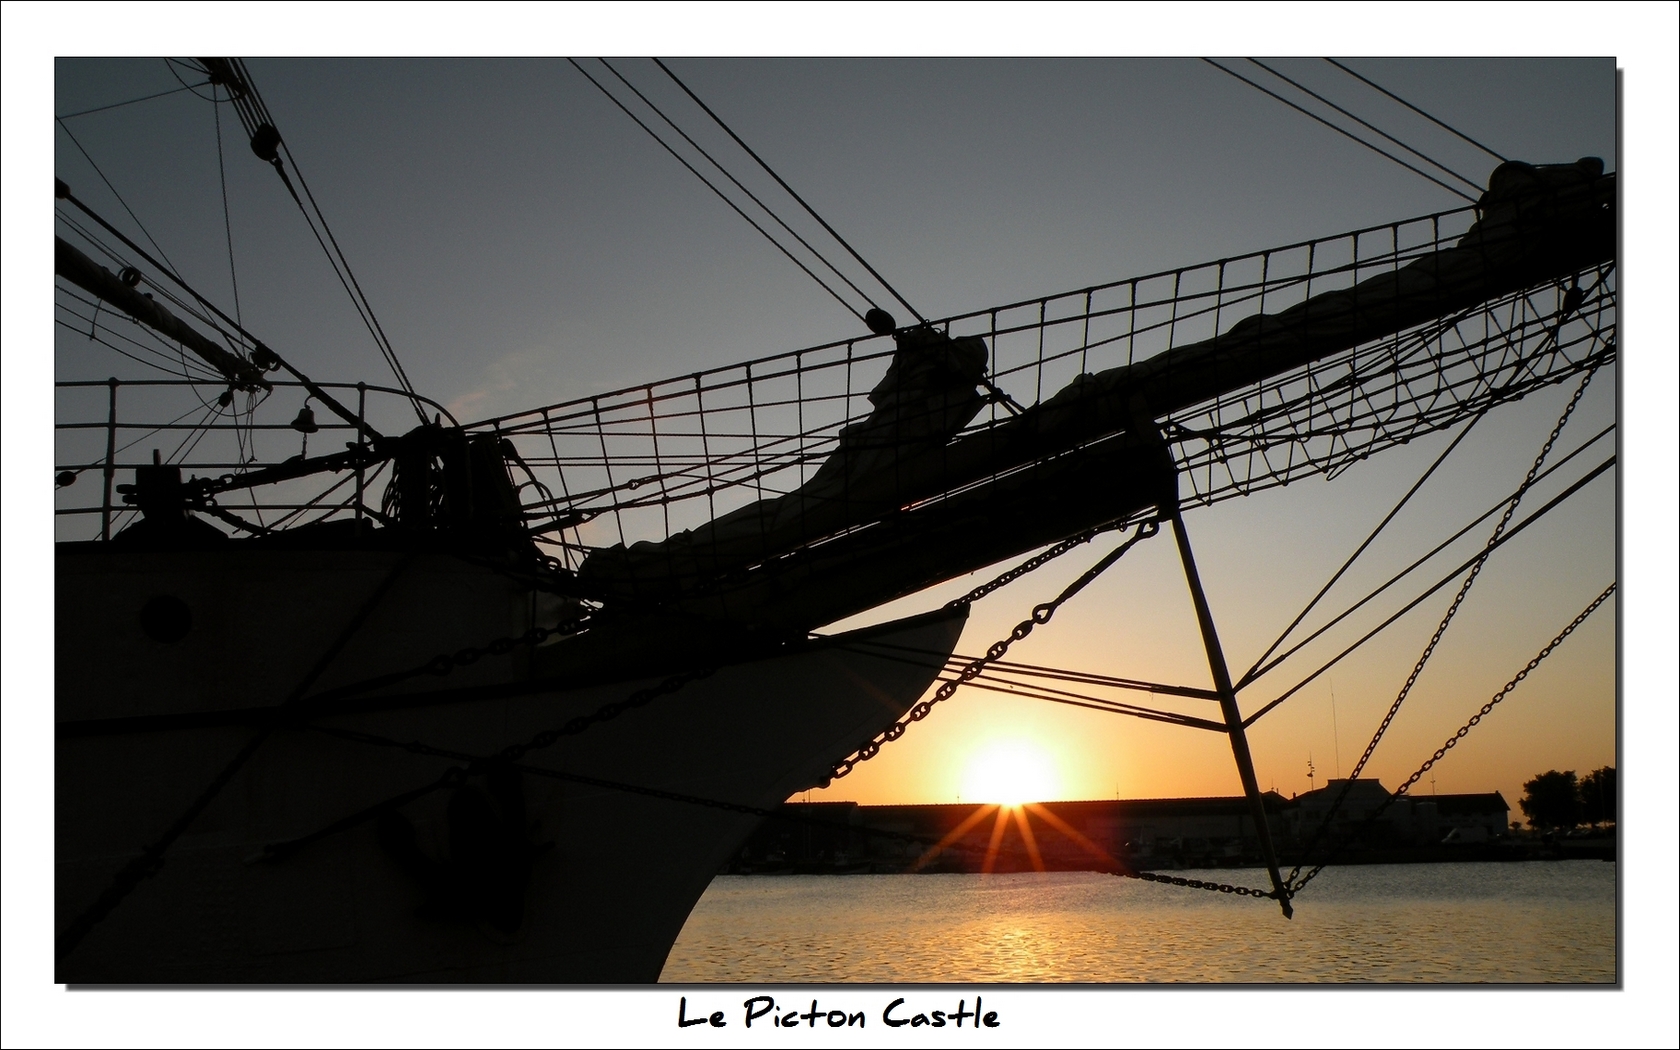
[56,548,965,982]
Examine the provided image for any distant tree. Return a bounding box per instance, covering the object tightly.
[1579,766,1617,827]
[1519,770,1582,830]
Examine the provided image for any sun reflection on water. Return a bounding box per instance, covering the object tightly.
[663,862,1615,983]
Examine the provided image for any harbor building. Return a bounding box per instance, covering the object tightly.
[732,784,1511,873]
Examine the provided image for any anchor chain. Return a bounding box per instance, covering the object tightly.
[942,522,1123,610]
[278,524,1285,901]
[1286,581,1615,898]
[1284,366,1600,881]
[291,718,1279,899]
[1128,870,1276,897]
[821,519,1160,785]
[298,607,595,711]
[280,729,1097,879]
[449,545,582,596]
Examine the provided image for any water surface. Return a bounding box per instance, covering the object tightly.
[661,861,1615,983]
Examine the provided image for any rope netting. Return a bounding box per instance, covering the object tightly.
[56,188,1616,566]
[465,203,1614,573]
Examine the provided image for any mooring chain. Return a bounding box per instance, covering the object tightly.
[451,547,581,597]
[296,608,595,712]
[1286,580,1615,898]
[415,614,586,678]
[820,520,1161,786]
[266,531,1291,901]
[292,718,1276,898]
[942,523,1119,611]
[1127,870,1275,898]
[1286,366,1599,880]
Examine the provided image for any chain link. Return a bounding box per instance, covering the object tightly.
[821,520,1160,785]
[1286,367,1599,882]
[1287,580,1615,897]
[260,517,1288,900]
[1126,870,1276,897]
[283,721,1277,899]
[299,608,595,711]
[452,547,581,596]
[942,523,1118,610]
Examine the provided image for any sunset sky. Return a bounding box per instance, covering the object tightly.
[46,55,1621,815]
[8,6,1678,1044]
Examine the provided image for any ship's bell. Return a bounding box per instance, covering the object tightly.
[290,405,320,434]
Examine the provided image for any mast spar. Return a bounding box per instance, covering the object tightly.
[554,158,1614,636]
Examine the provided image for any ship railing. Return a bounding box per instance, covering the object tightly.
[463,202,1613,576]
[57,201,1615,566]
[53,379,446,544]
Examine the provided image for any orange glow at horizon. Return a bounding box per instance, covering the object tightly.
[961,739,1060,806]
[808,591,1614,810]
[805,394,1614,818]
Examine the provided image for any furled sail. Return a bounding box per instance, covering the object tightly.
[574,159,1614,633]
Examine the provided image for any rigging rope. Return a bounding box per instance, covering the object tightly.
[56,81,207,121]
[1323,59,1510,164]
[56,194,256,373]
[189,517,1197,892]
[843,638,1219,701]
[1240,452,1615,728]
[1243,409,1491,685]
[57,188,390,446]
[54,301,220,383]
[54,731,270,961]
[52,65,1614,926]
[598,59,884,319]
[271,137,425,422]
[1286,581,1615,897]
[252,661,715,862]
[834,644,1227,732]
[1283,367,1600,879]
[211,85,245,336]
[199,58,427,422]
[55,117,188,285]
[202,80,268,469]
[1246,59,1485,194]
[821,519,1162,785]
[55,554,420,961]
[1202,60,1479,203]
[654,57,926,324]
[267,721,1268,897]
[165,58,224,103]
[567,59,866,324]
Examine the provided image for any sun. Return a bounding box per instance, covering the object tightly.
[961,740,1060,807]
